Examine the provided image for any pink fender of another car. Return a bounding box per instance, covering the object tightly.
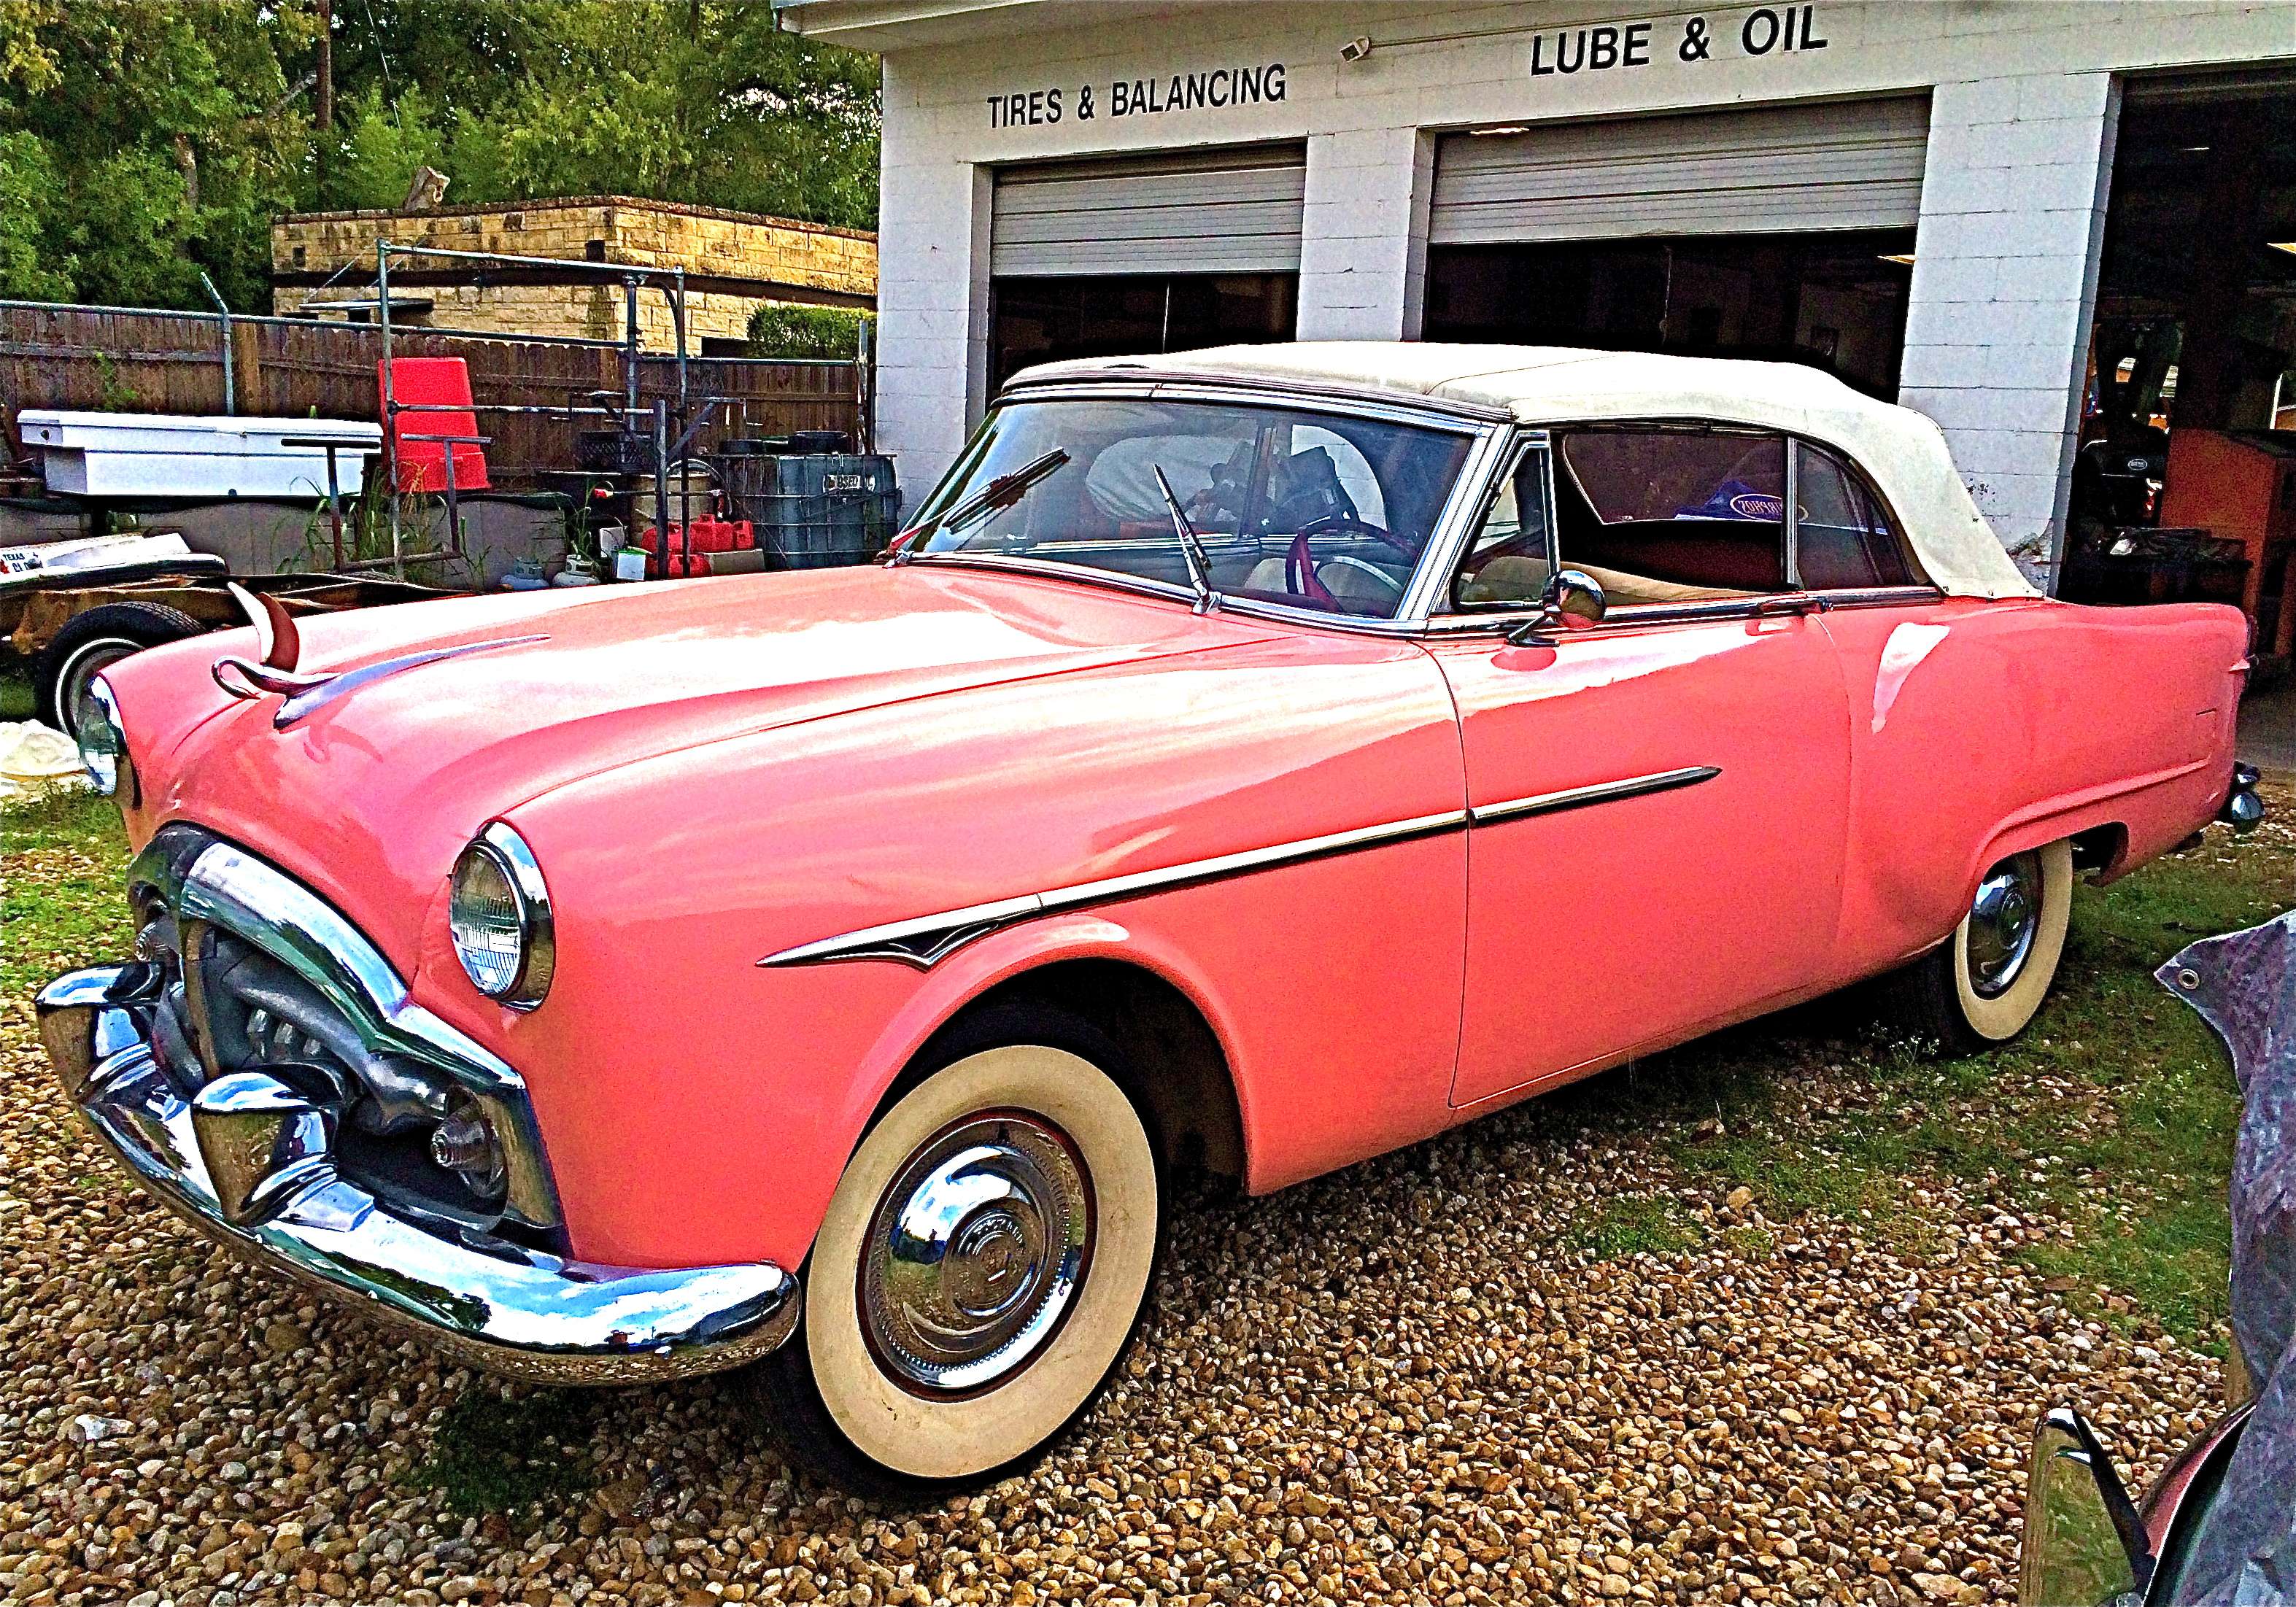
[431,623,1470,1273]
[1822,595,2250,972]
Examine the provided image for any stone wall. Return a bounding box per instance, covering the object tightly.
[271,197,876,351]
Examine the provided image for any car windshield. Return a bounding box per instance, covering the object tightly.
[904,396,1478,619]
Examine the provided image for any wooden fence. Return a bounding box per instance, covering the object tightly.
[0,302,861,489]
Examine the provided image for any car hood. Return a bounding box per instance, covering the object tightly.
[119,564,1278,962]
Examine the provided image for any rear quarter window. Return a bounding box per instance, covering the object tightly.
[1557,428,1788,598]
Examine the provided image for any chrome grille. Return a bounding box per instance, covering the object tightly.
[131,852,522,1231]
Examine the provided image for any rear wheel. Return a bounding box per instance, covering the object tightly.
[1884,838,2075,1052]
[746,1005,1161,1496]
[35,602,204,732]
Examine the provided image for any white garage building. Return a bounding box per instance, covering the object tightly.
[778,1,2296,586]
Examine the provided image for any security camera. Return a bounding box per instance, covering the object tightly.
[1340,36,1373,62]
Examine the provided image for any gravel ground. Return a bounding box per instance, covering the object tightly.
[0,809,2263,1607]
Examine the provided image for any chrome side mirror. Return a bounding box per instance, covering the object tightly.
[2019,1407,2152,1607]
[1546,568,1607,625]
[1504,569,1607,645]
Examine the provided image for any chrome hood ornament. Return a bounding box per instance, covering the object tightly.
[2159,909,2296,1606]
[212,584,542,730]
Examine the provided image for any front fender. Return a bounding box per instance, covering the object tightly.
[439,628,1468,1270]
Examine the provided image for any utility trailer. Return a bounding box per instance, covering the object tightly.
[4,553,456,732]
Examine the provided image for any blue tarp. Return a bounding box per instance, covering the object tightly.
[2160,910,2296,1606]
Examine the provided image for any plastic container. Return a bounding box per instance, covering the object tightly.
[631,469,716,527]
[715,452,899,570]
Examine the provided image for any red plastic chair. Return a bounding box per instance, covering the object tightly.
[378,357,490,494]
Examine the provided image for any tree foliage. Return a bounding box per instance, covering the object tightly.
[0,1,879,310]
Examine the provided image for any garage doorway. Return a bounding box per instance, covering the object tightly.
[1420,99,1928,397]
[2068,68,2296,662]
[989,145,1304,388]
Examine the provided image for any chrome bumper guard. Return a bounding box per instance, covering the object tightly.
[39,961,800,1386]
[2220,762,2266,834]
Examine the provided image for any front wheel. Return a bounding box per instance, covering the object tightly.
[745,1007,1161,1495]
[1883,838,2075,1053]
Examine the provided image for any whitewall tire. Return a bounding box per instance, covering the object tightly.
[1885,838,2075,1052]
[749,1007,1160,1493]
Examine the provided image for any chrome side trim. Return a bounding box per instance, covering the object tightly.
[759,808,1471,969]
[34,969,800,1385]
[1470,766,1722,826]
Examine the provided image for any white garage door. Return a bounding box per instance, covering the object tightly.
[992,144,1308,277]
[1430,98,1930,245]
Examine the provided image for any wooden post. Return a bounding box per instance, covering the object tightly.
[232,322,264,416]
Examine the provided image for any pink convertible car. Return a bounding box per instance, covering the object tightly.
[39,344,2263,1490]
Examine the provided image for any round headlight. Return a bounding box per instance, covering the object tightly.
[449,824,554,1008]
[74,675,128,797]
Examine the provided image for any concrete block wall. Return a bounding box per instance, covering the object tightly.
[1296,127,1434,342]
[851,0,2296,566]
[1898,71,2119,582]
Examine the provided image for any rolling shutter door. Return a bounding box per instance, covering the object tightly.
[991,144,1308,277]
[1430,98,1930,245]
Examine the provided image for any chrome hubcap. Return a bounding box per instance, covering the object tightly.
[860,1112,1092,1395]
[1965,851,2043,999]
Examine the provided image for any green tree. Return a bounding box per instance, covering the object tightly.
[0,0,879,311]
[0,0,312,308]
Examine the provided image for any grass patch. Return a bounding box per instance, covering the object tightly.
[1580,1195,1701,1261]
[1547,805,2290,1351]
[0,657,33,721]
[414,1388,595,1517]
[1,784,132,999]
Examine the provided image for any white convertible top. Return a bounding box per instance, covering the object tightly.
[1017,342,2037,600]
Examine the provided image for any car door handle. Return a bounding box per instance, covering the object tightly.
[1751,592,1831,617]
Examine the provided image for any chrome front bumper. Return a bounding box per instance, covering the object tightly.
[38,961,800,1386]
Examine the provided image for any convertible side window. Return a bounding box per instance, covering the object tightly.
[1793,441,1922,590]
[1555,427,1790,603]
[1451,448,1553,609]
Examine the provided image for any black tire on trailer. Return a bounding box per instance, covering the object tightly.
[34,601,206,732]
[741,999,1165,1500]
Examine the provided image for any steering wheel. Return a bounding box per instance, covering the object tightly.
[1285,533,1340,609]
[1297,510,1415,560]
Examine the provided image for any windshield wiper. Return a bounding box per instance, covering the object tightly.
[1151,465,1220,615]
[915,449,1072,558]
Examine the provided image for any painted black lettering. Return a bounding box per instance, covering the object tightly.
[1210,67,1231,105]
[1047,88,1062,123]
[1530,34,1553,75]
[1238,66,1261,104]
[1802,5,1828,47]
[1129,77,1148,112]
[986,95,1003,128]
[1742,8,1779,53]
[1266,62,1285,101]
[1624,22,1651,65]
[1589,25,1618,69]
[1557,28,1587,72]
